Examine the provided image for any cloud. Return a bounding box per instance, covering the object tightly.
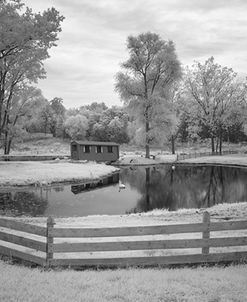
[23,0,247,108]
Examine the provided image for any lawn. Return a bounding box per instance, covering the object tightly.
[0,161,119,186]
[0,261,246,302]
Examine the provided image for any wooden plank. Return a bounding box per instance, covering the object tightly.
[0,218,46,237]
[202,212,210,254]
[0,245,45,266]
[209,236,247,247]
[53,238,201,252]
[52,223,205,238]
[54,238,206,253]
[50,251,247,267]
[46,216,55,268]
[53,236,247,253]
[0,231,46,252]
[210,220,247,232]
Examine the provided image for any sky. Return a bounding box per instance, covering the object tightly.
[23,0,247,108]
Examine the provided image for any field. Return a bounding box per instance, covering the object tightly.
[0,260,246,302]
[2,134,247,157]
[0,135,70,156]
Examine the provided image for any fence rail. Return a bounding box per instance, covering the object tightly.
[177,150,239,161]
[0,213,246,268]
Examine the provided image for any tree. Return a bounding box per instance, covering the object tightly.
[115,32,181,157]
[1,86,43,154]
[49,97,65,137]
[0,0,64,153]
[64,114,89,140]
[185,57,247,153]
[23,93,49,133]
[40,102,54,135]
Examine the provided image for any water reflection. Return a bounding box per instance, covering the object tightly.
[122,165,247,214]
[0,165,246,217]
[0,191,48,216]
[71,174,119,194]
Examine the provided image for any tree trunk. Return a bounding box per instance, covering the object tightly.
[0,81,5,136]
[215,138,219,154]
[211,136,215,153]
[0,100,2,136]
[145,167,150,211]
[145,120,150,158]
[4,129,9,155]
[219,129,222,155]
[5,138,12,155]
[171,135,175,154]
[145,144,150,158]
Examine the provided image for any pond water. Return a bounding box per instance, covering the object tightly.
[0,164,247,217]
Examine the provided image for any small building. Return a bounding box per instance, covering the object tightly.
[70,140,119,162]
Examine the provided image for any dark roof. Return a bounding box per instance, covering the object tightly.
[71,140,119,146]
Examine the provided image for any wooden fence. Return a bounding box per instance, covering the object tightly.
[0,212,247,268]
[177,150,238,161]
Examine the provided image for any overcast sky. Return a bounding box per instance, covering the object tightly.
[23,0,247,108]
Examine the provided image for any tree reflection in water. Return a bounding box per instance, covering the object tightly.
[123,165,247,214]
[0,191,48,216]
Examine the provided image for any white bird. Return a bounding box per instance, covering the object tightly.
[119,180,126,191]
[37,180,51,187]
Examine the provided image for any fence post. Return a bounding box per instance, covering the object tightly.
[202,211,210,255]
[46,216,55,269]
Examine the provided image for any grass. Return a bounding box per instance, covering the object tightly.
[2,134,247,157]
[0,260,246,302]
[0,136,70,156]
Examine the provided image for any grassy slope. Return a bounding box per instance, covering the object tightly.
[0,261,246,302]
[0,137,70,156]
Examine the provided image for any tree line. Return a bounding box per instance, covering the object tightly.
[1,1,247,156]
[115,33,247,157]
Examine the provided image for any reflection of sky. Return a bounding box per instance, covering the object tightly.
[43,183,141,217]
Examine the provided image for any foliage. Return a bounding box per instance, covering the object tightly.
[184,57,247,153]
[115,32,181,157]
[0,0,64,153]
[64,114,89,140]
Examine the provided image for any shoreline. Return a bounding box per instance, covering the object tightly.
[1,201,246,227]
[0,160,119,187]
[115,153,247,167]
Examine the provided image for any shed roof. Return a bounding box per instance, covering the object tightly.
[71,140,119,146]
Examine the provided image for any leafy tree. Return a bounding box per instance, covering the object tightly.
[64,114,89,140]
[0,0,64,153]
[1,86,44,153]
[40,102,54,135]
[49,97,66,137]
[90,106,129,143]
[23,93,49,133]
[115,32,181,157]
[185,57,247,153]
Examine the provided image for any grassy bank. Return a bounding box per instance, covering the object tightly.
[0,261,246,302]
[0,161,119,187]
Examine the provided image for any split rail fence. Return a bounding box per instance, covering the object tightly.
[0,212,247,268]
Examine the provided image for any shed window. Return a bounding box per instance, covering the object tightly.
[107,146,113,153]
[84,145,90,153]
[96,146,102,153]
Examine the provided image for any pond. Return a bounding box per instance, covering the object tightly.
[0,164,247,217]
